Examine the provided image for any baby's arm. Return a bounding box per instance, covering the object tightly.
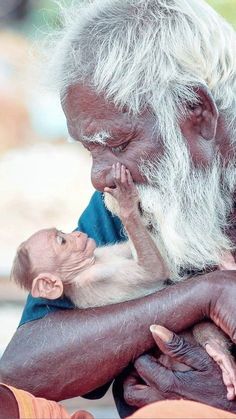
[193,321,236,401]
[104,163,169,280]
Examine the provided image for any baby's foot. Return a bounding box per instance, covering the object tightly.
[206,341,236,400]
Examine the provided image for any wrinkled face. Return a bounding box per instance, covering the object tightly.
[62,83,234,278]
[62,84,216,193]
[27,228,96,280]
[63,84,163,191]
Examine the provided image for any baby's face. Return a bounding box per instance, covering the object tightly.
[26,228,97,280]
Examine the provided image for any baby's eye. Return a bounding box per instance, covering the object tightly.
[56,235,66,245]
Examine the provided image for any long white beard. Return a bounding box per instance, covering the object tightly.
[104,125,235,280]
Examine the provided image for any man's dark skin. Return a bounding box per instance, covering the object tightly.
[0,386,19,419]
[123,325,236,411]
[0,83,236,413]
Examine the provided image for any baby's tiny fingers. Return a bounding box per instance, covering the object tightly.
[126,169,133,186]
[121,164,127,184]
[115,162,121,181]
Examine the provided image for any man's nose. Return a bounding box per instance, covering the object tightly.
[91,162,115,192]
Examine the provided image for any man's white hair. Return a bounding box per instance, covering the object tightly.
[47,0,236,278]
[104,121,236,280]
[49,0,236,140]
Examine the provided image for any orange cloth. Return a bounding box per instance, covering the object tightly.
[128,399,236,419]
[2,383,236,419]
[0,383,70,418]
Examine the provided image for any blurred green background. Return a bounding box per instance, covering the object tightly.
[208,0,236,26]
[2,0,236,36]
[29,1,236,30]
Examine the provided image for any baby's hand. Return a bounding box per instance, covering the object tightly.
[104,162,139,219]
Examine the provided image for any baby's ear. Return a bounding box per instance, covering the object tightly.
[31,273,63,300]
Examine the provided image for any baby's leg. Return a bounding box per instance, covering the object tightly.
[193,321,236,400]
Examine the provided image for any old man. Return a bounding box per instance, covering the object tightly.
[1,0,236,417]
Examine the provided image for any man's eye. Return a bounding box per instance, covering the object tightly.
[111,141,129,153]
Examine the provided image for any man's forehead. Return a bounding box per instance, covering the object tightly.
[64,84,121,121]
[63,83,153,141]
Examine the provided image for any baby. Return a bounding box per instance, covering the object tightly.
[12,162,236,399]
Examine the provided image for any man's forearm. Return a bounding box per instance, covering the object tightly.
[0,275,211,400]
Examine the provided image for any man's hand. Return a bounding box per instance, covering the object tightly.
[2,271,236,401]
[124,325,236,413]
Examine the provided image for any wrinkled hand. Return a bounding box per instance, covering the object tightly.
[124,326,236,413]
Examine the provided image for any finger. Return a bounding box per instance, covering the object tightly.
[150,325,209,371]
[121,164,127,184]
[123,371,146,407]
[126,169,133,186]
[206,344,236,396]
[222,367,236,400]
[112,163,116,177]
[124,380,164,408]
[115,162,121,184]
[220,364,236,400]
[220,357,236,394]
[110,163,116,185]
[134,354,175,392]
[222,371,235,401]
[123,370,141,387]
[227,387,235,401]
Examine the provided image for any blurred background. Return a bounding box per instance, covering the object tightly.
[0,0,235,417]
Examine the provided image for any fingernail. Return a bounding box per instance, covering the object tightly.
[150,325,173,343]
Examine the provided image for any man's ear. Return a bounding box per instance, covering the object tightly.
[188,86,219,141]
[31,273,64,300]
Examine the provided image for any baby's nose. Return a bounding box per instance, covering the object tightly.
[71,231,81,237]
[72,231,87,239]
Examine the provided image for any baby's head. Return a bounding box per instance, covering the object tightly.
[11,228,96,300]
